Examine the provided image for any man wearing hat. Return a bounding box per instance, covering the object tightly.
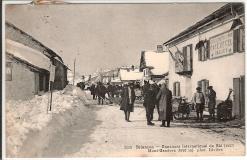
[207,86,216,120]
[193,87,205,121]
[143,84,156,126]
[120,82,136,122]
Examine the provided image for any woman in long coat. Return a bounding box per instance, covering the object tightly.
[120,83,136,122]
[156,83,172,127]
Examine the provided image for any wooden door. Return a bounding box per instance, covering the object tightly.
[34,72,39,94]
[240,76,245,119]
[233,78,240,118]
[233,76,245,119]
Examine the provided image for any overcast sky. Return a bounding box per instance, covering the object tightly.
[5,3,226,75]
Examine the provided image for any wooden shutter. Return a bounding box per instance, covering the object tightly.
[34,72,39,94]
[187,45,192,71]
[177,82,180,96]
[201,80,206,96]
[242,28,245,51]
[240,76,245,119]
[173,82,176,96]
[233,78,240,117]
[239,28,244,52]
[190,44,193,71]
[205,40,210,59]
[197,80,202,89]
[198,47,202,61]
[183,47,187,71]
[233,29,239,53]
[205,80,209,96]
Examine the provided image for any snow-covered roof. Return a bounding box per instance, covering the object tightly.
[141,51,169,76]
[111,78,122,83]
[119,68,143,81]
[6,39,50,71]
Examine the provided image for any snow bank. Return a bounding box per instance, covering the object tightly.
[6,85,87,156]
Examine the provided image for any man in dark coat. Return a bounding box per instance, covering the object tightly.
[120,83,136,122]
[142,81,150,97]
[107,83,114,98]
[106,83,114,104]
[90,83,96,100]
[156,83,173,127]
[207,86,216,120]
[144,84,156,125]
[151,83,161,121]
[96,82,107,105]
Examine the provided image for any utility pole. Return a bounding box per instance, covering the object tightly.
[73,58,76,85]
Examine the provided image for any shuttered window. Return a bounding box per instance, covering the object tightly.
[182,44,193,72]
[173,82,180,96]
[197,79,209,105]
[233,28,245,53]
[198,40,209,61]
[238,28,245,52]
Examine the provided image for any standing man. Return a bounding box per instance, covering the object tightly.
[144,84,156,126]
[107,83,114,104]
[153,82,161,121]
[142,80,150,98]
[96,82,107,105]
[156,83,173,127]
[120,83,136,122]
[90,83,96,100]
[193,87,205,121]
[207,86,216,120]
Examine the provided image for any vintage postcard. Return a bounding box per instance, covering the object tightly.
[2,0,245,158]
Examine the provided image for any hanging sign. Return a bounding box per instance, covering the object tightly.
[175,51,184,73]
[49,64,56,82]
[209,30,234,59]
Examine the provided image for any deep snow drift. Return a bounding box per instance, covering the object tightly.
[6,85,86,156]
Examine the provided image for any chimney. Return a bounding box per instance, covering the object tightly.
[157,45,163,53]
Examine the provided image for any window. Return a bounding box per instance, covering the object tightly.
[173,82,180,96]
[6,62,12,81]
[233,28,245,52]
[182,44,193,72]
[175,45,193,74]
[198,40,209,61]
[144,68,149,77]
[197,79,209,104]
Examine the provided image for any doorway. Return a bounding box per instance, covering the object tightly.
[233,75,245,119]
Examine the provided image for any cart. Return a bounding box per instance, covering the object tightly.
[172,97,192,119]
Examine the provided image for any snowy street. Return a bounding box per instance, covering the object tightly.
[4,3,246,159]
[8,89,244,157]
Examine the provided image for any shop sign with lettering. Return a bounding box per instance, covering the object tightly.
[209,30,234,59]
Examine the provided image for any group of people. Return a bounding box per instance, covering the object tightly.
[193,86,216,121]
[89,82,124,105]
[119,81,173,127]
[89,80,217,126]
[143,82,173,127]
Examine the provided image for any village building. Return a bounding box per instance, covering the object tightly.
[5,22,69,101]
[139,45,169,83]
[163,3,245,118]
[100,69,119,84]
[119,66,143,83]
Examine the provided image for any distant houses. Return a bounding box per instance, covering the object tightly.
[139,45,169,83]
[5,22,69,101]
[85,66,143,85]
[119,66,143,83]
